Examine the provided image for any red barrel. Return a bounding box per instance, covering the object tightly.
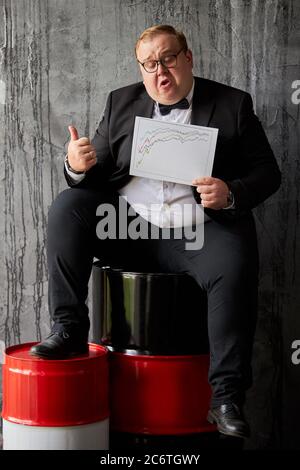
[2,342,109,450]
[109,352,216,435]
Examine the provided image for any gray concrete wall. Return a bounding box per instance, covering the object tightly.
[0,0,299,449]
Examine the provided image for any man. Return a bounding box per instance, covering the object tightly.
[30,25,281,439]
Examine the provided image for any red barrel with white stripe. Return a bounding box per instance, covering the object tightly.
[2,342,109,450]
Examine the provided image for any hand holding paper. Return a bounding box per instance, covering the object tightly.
[192,176,230,210]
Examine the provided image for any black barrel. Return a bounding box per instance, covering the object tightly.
[92,262,209,355]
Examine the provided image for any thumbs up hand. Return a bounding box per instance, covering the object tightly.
[66,126,97,173]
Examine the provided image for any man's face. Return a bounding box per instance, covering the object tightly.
[136,33,194,105]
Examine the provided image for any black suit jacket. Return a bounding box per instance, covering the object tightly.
[64,76,281,223]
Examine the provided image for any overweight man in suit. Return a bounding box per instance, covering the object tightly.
[30,25,281,438]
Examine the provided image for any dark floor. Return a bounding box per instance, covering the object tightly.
[109,431,244,451]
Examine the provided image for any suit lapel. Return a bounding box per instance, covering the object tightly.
[191,77,216,127]
[132,88,154,119]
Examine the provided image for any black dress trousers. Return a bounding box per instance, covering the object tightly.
[47,187,259,407]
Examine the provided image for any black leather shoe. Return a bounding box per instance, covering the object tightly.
[30,331,88,359]
[207,402,250,439]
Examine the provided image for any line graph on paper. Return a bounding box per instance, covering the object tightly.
[136,127,210,166]
[130,117,218,185]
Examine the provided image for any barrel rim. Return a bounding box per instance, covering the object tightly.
[92,262,191,278]
[4,342,108,363]
[109,351,209,361]
[105,345,209,356]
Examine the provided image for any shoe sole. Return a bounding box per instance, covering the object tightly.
[207,411,249,439]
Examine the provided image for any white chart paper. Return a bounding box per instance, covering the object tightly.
[130,117,218,185]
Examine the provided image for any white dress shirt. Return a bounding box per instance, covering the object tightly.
[66,80,209,228]
[119,80,209,228]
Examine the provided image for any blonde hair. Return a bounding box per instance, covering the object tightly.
[135,25,188,56]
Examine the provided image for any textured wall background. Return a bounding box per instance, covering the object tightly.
[0,0,299,449]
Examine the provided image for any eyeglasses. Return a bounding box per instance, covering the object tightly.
[137,48,185,73]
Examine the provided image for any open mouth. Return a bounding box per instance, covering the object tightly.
[160,78,172,88]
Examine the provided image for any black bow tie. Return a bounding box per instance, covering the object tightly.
[158,98,189,115]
